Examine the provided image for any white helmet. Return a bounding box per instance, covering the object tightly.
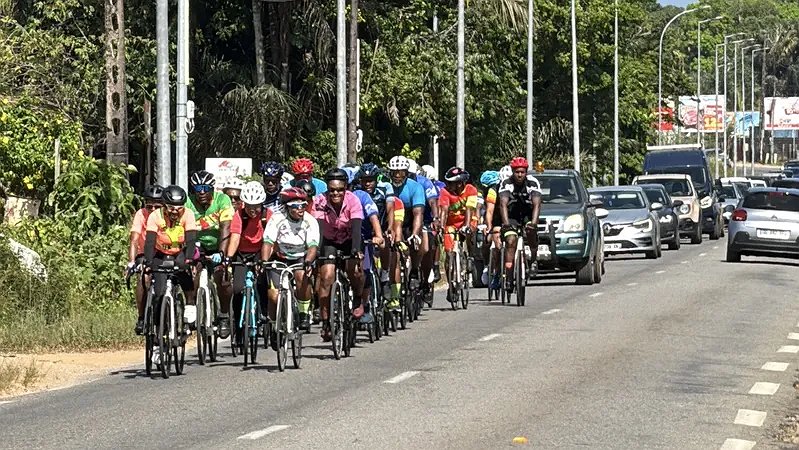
[280,172,294,186]
[421,164,437,180]
[407,159,419,174]
[240,181,267,205]
[224,177,246,191]
[499,165,512,181]
[388,155,410,171]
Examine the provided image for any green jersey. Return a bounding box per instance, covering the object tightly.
[186,191,234,251]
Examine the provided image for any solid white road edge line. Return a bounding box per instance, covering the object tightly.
[384,371,420,384]
[720,438,756,450]
[777,345,799,353]
[540,309,561,315]
[761,362,789,372]
[238,425,291,440]
[479,333,502,342]
[748,382,780,396]
[734,409,767,427]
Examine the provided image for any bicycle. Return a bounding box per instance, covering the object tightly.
[262,260,305,372]
[195,255,220,365]
[500,225,528,307]
[359,240,380,343]
[486,230,501,302]
[228,258,262,368]
[444,229,472,310]
[321,252,357,360]
[387,241,410,332]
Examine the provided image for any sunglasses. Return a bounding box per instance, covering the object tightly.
[192,184,213,193]
[287,202,308,209]
[145,203,163,211]
[229,196,241,202]
[263,178,279,185]
[327,187,346,193]
[389,170,407,176]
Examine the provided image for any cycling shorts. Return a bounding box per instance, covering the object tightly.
[443,224,475,252]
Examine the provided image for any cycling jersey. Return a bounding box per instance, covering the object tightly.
[130,208,151,255]
[412,174,439,224]
[186,191,234,251]
[146,208,198,256]
[439,184,478,228]
[360,181,395,226]
[285,177,327,195]
[263,189,284,214]
[394,178,426,227]
[353,189,379,239]
[264,211,320,260]
[312,191,364,245]
[497,178,541,224]
[231,208,272,253]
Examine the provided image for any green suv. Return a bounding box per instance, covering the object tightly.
[533,169,607,285]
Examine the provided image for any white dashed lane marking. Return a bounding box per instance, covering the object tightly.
[681,260,689,264]
[748,382,780,396]
[479,333,502,342]
[734,409,767,427]
[720,438,756,450]
[588,292,603,298]
[384,371,420,384]
[655,270,666,274]
[713,246,719,250]
[699,252,707,257]
[626,282,638,286]
[777,345,799,353]
[540,309,561,315]
[761,362,789,372]
[788,332,799,340]
[238,425,291,440]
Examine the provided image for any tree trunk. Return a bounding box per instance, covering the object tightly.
[252,0,266,86]
[104,0,128,164]
[346,0,358,163]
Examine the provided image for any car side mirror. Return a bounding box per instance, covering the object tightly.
[588,199,604,208]
[650,202,663,211]
[672,199,684,207]
[595,208,609,219]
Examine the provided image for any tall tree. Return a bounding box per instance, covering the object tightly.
[253,0,267,86]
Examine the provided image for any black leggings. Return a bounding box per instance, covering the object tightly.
[230,252,268,320]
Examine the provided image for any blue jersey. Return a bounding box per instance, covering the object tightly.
[433,180,445,191]
[413,174,439,224]
[358,182,394,225]
[353,189,379,238]
[284,177,327,195]
[394,178,426,227]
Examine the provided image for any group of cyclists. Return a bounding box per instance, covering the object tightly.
[126,153,543,369]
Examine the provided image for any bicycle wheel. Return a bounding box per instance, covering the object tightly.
[515,251,526,307]
[291,295,302,369]
[207,282,219,362]
[277,291,288,372]
[173,288,186,375]
[331,282,343,360]
[242,288,252,368]
[229,296,239,358]
[144,333,154,377]
[195,288,207,365]
[250,288,260,364]
[461,270,470,310]
[144,291,155,376]
[158,295,172,379]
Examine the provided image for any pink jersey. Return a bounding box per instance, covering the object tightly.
[312,191,364,244]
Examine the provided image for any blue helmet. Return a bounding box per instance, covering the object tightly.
[479,170,500,188]
[341,166,359,185]
[260,161,284,179]
[357,163,381,180]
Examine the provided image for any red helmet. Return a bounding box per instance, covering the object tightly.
[510,156,529,169]
[291,158,314,175]
[279,187,308,205]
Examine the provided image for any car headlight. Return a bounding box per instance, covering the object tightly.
[699,196,712,209]
[632,218,653,233]
[659,215,673,223]
[678,204,690,215]
[561,213,584,232]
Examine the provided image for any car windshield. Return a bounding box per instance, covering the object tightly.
[641,179,692,197]
[537,175,582,204]
[734,182,750,194]
[742,191,799,212]
[647,167,706,190]
[718,185,737,198]
[593,191,645,210]
[643,188,667,205]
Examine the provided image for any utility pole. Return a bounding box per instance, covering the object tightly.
[714,43,721,179]
[104,0,128,165]
[456,0,465,168]
[175,0,189,190]
[155,0,171,185]
[696,16,722,147]
[613,0,619,185]
[570,0,580,172]
[526,0,534,164]
[346,0,359,163]
[335,0,347,167]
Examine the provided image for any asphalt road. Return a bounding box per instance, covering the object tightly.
[2,236,799,450]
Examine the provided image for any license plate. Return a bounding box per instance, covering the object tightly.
[537,244,551,260]
[756,229,791,240]
[604,243,622,251]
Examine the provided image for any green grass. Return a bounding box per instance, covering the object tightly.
[0,360,44,394]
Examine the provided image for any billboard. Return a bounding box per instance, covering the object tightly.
[733,112,760,137]
[677,95,726,133]
[204,158,253,189]
[763,97,799,130]
[655,106,674,132]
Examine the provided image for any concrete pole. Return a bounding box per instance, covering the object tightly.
[714,44,721,179]
[613,0,619,185]
[175,0,189,190]
[456,0,465,168]
[571,0,580,172]
[335,0,347,167]
[155,0,171,186]
[526,0,534,164]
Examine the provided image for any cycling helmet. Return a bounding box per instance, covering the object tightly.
[444,166,469,183]
[499,165,512,181]
[421,164,437,181]
[479,170,500,188]
[162,185,187,206]
[280,187,308,204]
[143,184,164,200]
[388,155,410,171]
[291,158,314,175]
[324,168,349,183]
[240,181,267,205]
[281,172,294,187]
[407,159,419,174]
[297,180,316,198]
[260,161,284,179]
[358,163,381,179]
[341,166,359,185]
[224,177,246,191]
[510,156,529,169]
[190,170,215,187]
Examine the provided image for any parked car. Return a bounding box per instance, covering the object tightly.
[771,178,799,189]
[632,174,703,244]
[588,186,662,259]
[638,183,682,250]
[727,187,799,262]
[717,182,743,223]
[643,144,724,239]
[533,168,608,285]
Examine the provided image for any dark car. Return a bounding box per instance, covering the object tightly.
[637,183,683,250]
[771,178,799,189]
[533,169,607,285]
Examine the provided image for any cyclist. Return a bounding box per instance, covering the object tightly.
[295,179,317,213]
[261,161,286,213]
[497,157,542,289]
[388,156,426,288]
[439,167,478,301]
[187,170,235,335]
[142,185,198,320]
[129,185,163,335]
[261,187,319,337]
[223,181,271,333]
[479,170,501,288]
[288,157,327,195]
[313,168,365,342]
[407,159,441,288]
[421,164,445,191]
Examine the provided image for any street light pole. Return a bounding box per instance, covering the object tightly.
[715,43,722,179]
[721,33,744,178]
[757,46,770,162]
[657,6,708,146]
[613,0,619,185]
[731,38,753,176]
[571,0,580,172]
[155,0,171,185]
[335,0,347,167]
[741,44,759,176]
[526,0,534,164]
[456,0,465,168]
[751,47,767,174]
[696,16,722,146]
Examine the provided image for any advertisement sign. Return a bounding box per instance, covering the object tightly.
[763,97,799,130]
[678,95,726,133]
[774,130,798,138]
[655,106,674,132]
[204,158,253,189]
[733,111,761,137]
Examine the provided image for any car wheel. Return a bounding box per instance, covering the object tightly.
[655,236,662,258]
[668,233,681,251]
[575,251,595,285]
[726,245,741,263]
[690,223,702,244]
[592,243,603,283]
[709,217,721,240]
